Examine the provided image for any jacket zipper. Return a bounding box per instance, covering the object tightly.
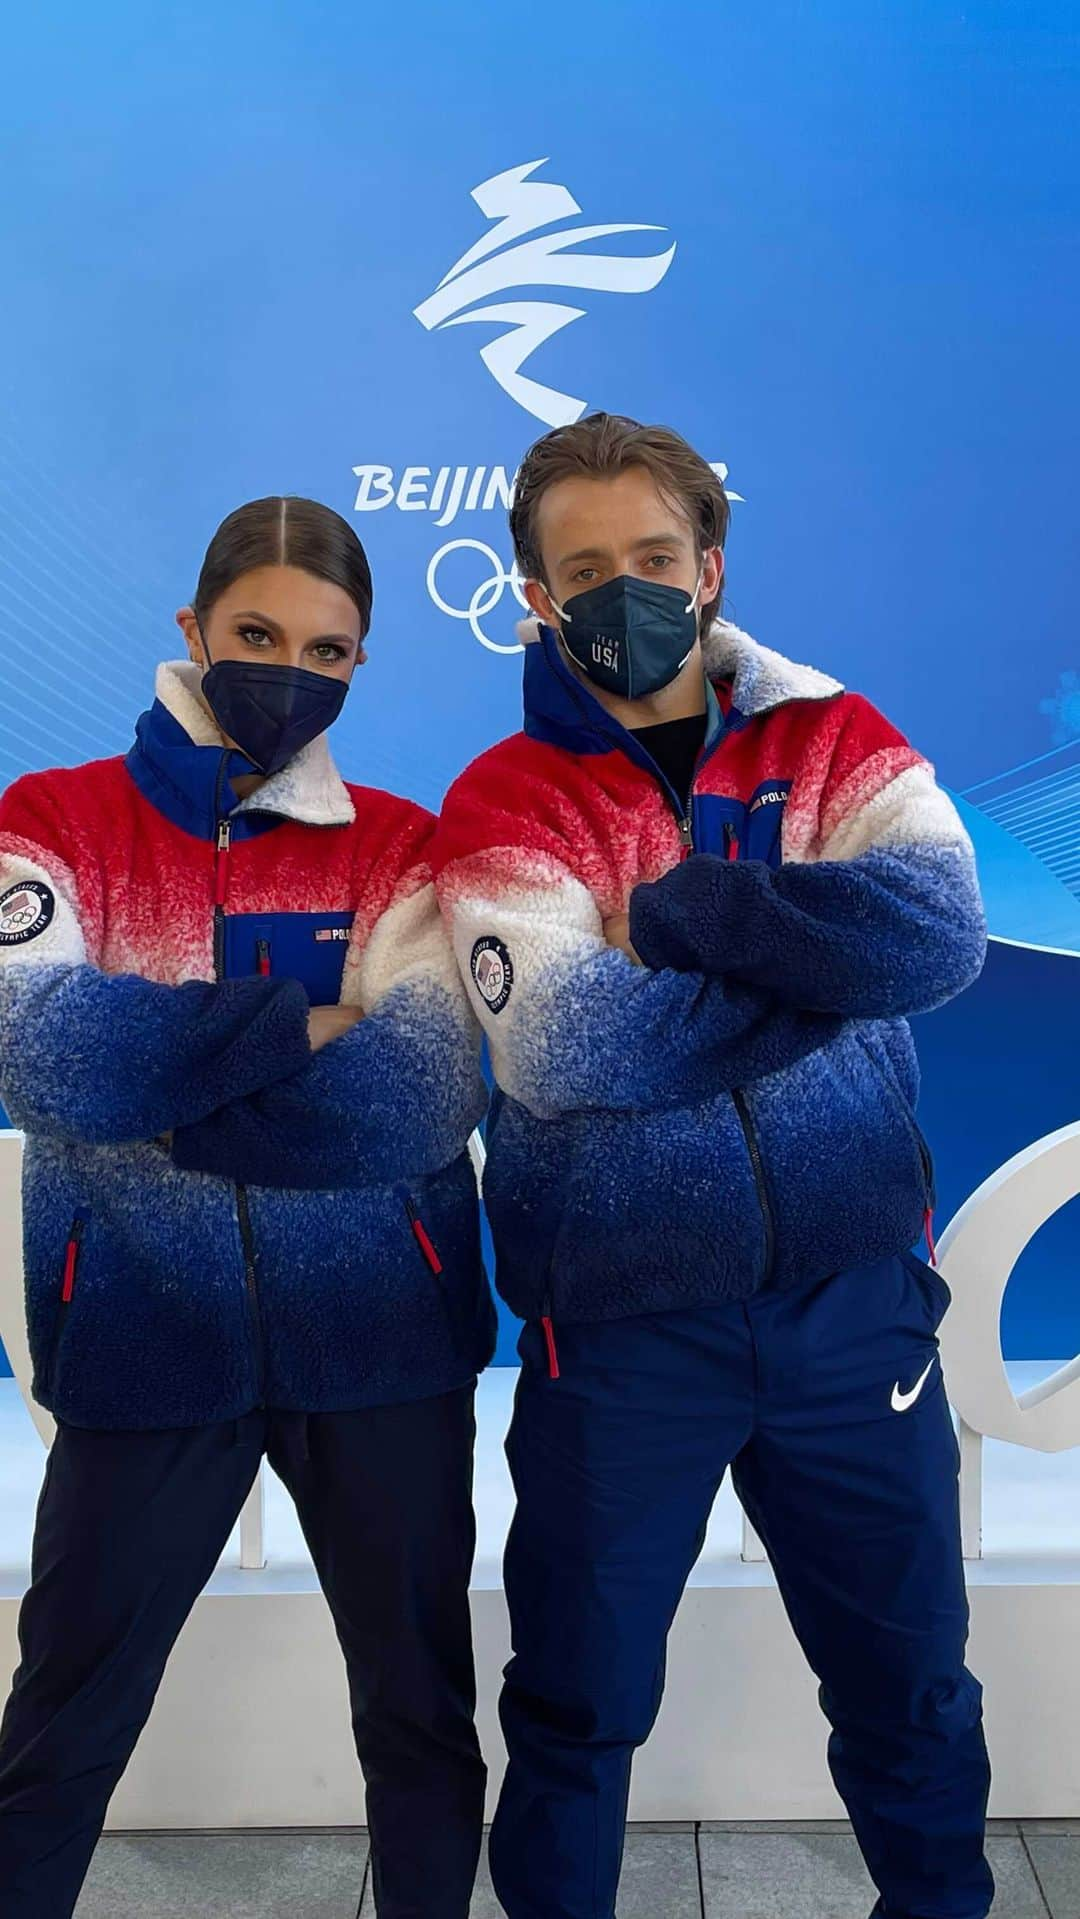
[256,937,272,977]
[555,659,706,861]
[213,758,266,1401]
[732,1091,776,1287]
[552,659,775,1293]
[666,792,776,1289]
[213,820,231,977]
[212,749,231,978]
[235,1184,265,1394]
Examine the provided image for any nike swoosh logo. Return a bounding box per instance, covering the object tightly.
[891,1359,936,1413]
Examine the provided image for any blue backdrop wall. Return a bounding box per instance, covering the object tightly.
[0,0,1077,1366]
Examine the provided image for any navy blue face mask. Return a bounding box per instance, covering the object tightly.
[550,572,702,701]
[200,653,349,777]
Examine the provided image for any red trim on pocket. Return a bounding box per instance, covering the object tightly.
[541,1315,561,1380]
[924,1208,938,1269]
[61,1235,81,1304]
[404,1198,444,1277]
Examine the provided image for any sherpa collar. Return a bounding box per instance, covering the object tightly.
[699,620,842,715]
[519,615,842,761]
[155,661,355,829]
[124,661,356,843]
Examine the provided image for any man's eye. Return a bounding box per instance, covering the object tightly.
[238,625,273,647]
[572,568,598,584]
[646,555,675,570]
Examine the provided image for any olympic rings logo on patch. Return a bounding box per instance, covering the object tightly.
[0,880,56,946]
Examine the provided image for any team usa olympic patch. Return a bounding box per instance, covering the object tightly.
[471,936,514,1014]
[0,880,55,946]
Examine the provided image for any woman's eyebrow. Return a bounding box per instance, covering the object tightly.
[232,609,284,633]
[232,611,358,647]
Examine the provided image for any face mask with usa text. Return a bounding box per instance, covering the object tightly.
[548,571,703,701]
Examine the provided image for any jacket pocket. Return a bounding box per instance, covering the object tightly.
[400,1188,461,1344]
[46,1209,89,1388]
[901,1247,952,1332]
[403,1191,444,1276]
[855,1033,936,1207]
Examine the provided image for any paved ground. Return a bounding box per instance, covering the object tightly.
[74,1820,1079,1914]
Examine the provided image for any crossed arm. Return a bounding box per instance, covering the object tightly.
[627,707,987,1020]
[0,778,484,1189]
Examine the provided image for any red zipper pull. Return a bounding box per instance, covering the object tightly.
[541,1315,561,1380]
[404,1197,444,1276]
[256,938,271,978]
[62,1217,86,1303]
[724,824,740,862]
[924,1208,938,1269]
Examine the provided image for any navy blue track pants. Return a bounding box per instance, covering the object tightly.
[490,1254,993,1919]
[0,1389,485,1919]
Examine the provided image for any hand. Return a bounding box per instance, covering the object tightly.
[603,913,643,966]
[307,1004,364,1052]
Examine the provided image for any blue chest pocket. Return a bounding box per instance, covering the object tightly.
[222,912,354,1005]
[743,781,791,868]
[693,794,745,858]
[692,783,791,869]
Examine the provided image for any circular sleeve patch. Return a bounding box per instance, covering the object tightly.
[471,936,514,1015]
[0,880,56,947]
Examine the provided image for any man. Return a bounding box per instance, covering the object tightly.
[433,415,992,1919]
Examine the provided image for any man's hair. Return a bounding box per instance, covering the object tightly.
[510,412,730,631]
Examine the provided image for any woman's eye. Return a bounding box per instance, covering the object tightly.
[313,643,348,664]
[238,625,273,647]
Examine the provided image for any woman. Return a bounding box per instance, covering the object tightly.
[0,496,495,1919]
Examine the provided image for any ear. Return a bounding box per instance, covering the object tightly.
[176,606,205,667]
[524,578,559,626]
[702,546,725,601]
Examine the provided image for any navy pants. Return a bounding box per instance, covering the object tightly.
[0,1390,485,1919]
[490,1254,993,1919]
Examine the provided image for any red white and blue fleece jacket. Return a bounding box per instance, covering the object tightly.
[0,662,494,1430]
[433,619,987,1340]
